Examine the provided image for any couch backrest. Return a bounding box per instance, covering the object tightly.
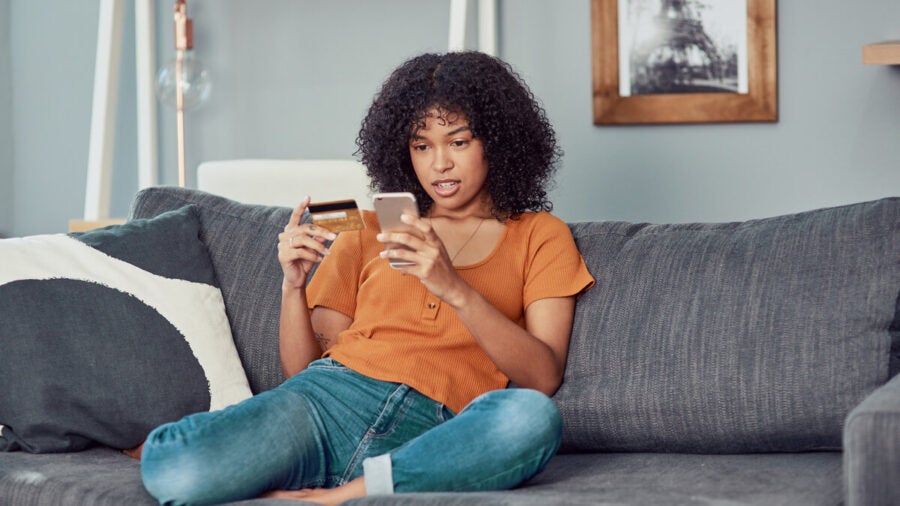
[555,197,899,453]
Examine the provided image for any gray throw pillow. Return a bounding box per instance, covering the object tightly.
[129,187,297,394]
[0,205,251,453]
[555,198,899,453]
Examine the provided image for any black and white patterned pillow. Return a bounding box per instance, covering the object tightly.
[0,205,252,453]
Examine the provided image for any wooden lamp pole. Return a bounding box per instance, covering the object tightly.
[172,0,192,187]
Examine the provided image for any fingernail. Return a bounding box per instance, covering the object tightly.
[400,214,413,224]
[376,233,385,241]
[379,251,387,258]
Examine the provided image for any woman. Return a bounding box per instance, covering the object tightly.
[139,51,593,505]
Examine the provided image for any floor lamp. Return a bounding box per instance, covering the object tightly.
[83,0,207,224]
[156,0,211,188]
[83,0,483,224]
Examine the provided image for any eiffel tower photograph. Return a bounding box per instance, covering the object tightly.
[619,0,748,96]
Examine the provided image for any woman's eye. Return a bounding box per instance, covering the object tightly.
[412,144,428,151]
[451,140,469,148]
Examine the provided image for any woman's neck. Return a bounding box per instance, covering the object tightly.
[427,199,494,221]
[428,209,506,266]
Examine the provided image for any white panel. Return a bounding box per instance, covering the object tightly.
[477,0,497,56]
[135,0,158,189]
[449,0,468,51]
[84,0,124,220]
[197,159,374,210]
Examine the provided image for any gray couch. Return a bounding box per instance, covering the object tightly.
[1,186,897,506]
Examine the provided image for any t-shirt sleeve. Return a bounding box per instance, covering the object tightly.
[305,229,362,318]
[523,213,595,309]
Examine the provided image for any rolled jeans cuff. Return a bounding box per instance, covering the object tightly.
[363,454,394,495]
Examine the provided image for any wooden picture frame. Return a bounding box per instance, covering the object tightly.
[591,0,777,125]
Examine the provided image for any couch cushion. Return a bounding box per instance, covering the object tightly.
[520,452,843,506]
[340,452,843,505]
[0,205,252,453]
[0,449,155,505]
[0,448,304,506]
[0,450,841,506]
[130,187,297,394]
[556,198,899,453]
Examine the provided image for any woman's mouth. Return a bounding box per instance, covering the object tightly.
[432,180,460,197]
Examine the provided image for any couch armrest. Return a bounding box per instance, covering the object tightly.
[844,373,900,506]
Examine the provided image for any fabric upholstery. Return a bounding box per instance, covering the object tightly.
[844,372,900,506]
[342,452,843,505]
[0,449,842,506]
[0,205,251,453]
[2,188,894,505]
[0,449,155,505]
[0,449,308,505]
[555,198,900,453]
[130,187,297,394]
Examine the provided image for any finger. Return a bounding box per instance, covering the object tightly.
[379,247,418,266]
[282,232,331,257]
[375,232,414,251]
[277,235,327,260]
[378,231,440,261]
[306,223,338,241]
[279,241,327,265]
[400,213,432,239]
[285,195,311,230]
[279,224,336,247]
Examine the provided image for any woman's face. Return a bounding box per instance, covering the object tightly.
[408,109,490,218]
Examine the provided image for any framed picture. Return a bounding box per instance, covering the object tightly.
[591,0,777,125]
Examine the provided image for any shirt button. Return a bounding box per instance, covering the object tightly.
[428,302,437,309]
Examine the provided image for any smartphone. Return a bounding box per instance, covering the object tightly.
[373,192,419,268]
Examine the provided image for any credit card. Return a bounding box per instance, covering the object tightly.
[307,199,365,232]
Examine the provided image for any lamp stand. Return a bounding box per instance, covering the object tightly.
[175,49,185,187]
[173,0,191,187]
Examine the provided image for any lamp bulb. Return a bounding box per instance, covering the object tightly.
[155,51,211,111]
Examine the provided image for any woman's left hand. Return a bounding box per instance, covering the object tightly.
[376,214,469,306]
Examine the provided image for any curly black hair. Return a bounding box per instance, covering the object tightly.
[355,51,562,220]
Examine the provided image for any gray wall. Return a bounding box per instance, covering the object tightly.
[0,0,12,237]
[501,0,900,222]
[6,1,101,236]
[2,0,899,236]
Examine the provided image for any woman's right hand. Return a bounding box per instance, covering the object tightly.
[277,196,337,289]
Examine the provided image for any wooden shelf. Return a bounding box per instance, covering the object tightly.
[863,40,900,65]
[68,218,126,232]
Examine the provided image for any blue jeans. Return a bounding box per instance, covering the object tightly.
[141,358,562,505]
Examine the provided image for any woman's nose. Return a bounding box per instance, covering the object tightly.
[432,148,453,172]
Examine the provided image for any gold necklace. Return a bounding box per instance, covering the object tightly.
[449,218,487,264]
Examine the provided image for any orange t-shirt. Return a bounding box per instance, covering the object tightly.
[306,210,594,413]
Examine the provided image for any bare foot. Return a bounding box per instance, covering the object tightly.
[122,442,144,460]
[261,476,366,505]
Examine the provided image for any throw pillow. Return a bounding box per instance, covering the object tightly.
[0,205,252,453]
[129,187,297,394]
